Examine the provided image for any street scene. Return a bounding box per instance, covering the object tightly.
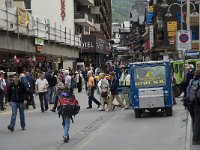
[0,91,190,150]
[0,0,200,150]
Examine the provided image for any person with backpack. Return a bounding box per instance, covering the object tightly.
[57,87,80,143]
[187,69,200,145]
[19,73,33,109]
[98,73,109,111]
[25,72,36,109]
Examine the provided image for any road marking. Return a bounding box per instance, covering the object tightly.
[78,112,119,149]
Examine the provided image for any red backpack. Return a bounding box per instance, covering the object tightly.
[57,94,80,122]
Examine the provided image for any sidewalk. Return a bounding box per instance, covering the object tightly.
[186,113,200,150]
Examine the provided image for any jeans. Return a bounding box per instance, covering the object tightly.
[85,81,88,91]
[39,92,48,112]
[47,86,56,103]
[52,95,58,110]
[63,116,70,138]
[9,102,25,129]
[193,105,200,141]
[0,90,4,110]
[26,92,35,108]
[88,88,100,107]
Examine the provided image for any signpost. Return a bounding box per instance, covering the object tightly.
[176,30,192,51]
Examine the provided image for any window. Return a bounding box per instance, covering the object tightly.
[134,66,166,88]
[191,26,199,40]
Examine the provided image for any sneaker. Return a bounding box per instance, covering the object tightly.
[86,106,92,109]
[22,127,26,130]
[63,136,69,143]
[98,108,105,111]
[112,105,116,110]
[7,125,14,132]
[51,109,55,112]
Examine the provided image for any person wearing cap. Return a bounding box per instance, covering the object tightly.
[0,70,6,111]
[107,72,125,111]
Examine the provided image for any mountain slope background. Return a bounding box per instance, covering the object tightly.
[112,0,133,23]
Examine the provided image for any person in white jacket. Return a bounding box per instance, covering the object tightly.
[98,73,109,111]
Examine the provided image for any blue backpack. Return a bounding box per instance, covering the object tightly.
[21,77,31,93]
[188,79,200,102]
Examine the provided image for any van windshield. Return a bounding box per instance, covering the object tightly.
[134,65,166,88]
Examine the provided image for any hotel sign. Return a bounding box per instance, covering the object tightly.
[60,0,66,21]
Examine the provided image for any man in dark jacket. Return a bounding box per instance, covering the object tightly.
[25,72,36,109]
[7,73,28,132]
[107,72,125,111]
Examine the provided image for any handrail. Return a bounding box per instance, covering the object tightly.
[0,8,81,47]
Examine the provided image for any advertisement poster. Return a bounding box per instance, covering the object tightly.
[18,8,29,26]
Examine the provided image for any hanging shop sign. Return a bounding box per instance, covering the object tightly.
[149,25,154,49]
[168,37,176,45]
[36,45,43,52]
[18,8,29,26]
[60,0,66,21]
[167,21,177,32]
[168,32,176,37]
[176,30,192,51]
[146,12,154,24]
[148,6,154,12]
[35,38,44,46]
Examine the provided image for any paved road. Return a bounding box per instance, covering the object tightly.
[0,90,189,150]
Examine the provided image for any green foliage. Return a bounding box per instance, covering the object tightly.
[112,0,133,23]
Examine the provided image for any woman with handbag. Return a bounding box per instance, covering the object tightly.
[98,73,109,111]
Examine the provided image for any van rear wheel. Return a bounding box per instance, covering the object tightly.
[134,109,141,118]
[165,107,173,116]
[173,85,182,97]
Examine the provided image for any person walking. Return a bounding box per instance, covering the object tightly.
[107,72,125,111]
[57,88,74,143]
[35,72,49,112]
[187,69,200,145]
[0,71,6,111]
[86,71,100,109]
[64,70,73,94]
[7,73,28,131]
[25,72,36,109]
[98,73,109,111]
[51,77,65,112]
[75,70,83,93]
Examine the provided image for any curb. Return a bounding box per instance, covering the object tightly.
[186,112,191,150]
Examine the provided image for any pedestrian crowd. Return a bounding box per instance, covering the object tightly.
[0,63,132,143]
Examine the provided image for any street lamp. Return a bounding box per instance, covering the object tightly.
[195,1,200,52]
[163,2,198,30]
[161,0,169,8]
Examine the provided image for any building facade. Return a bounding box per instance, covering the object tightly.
[0,0,81,72]
[76,0,112,68]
